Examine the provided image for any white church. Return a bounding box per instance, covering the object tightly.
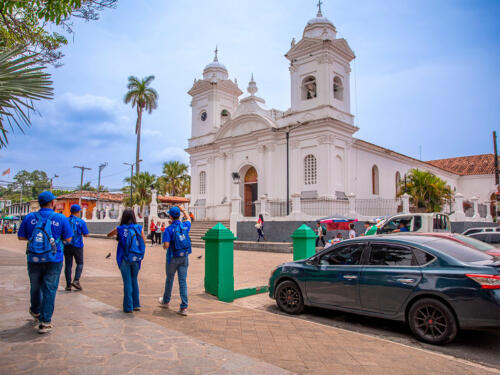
[186,4,497,225]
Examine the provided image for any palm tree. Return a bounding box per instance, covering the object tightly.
[158,161,190,196]
[123,172,156,214]
[123,75,158,174]
[76,181,96,191]
[0,47,53,148]
[399,169,453,212]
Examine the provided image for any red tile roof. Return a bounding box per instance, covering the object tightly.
[426,154,499,176]
[55,191,125,202]
[158,195,190,204]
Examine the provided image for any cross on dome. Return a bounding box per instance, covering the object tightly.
[317,0,323,17]
[214,45,219,62]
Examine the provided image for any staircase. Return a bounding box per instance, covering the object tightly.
[189,220,230,248]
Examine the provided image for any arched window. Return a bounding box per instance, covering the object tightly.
[333,76,343,100]
[221,109,230,123]
[372,165,379,195]
[199,171,206,195]
[395,171,401,196]
[301,76,317,100]
[304,154,317,185]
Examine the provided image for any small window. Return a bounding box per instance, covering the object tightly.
[413,248,435,266]
[395,171,401,196]
[368,244,415,266]
[301,76,317,100]
[200,111,207,121]
[413,216,422,231]
[333,76,343,100]
[199,171,206,195]
[319,244,364,266]
[372,165,379,195]
[304,154,317,185]
[221,109,230,123]
[380,217,410,234]
[433,214,449,231]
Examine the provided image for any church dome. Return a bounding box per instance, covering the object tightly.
[203,47,229,81]
[303,4,337,40]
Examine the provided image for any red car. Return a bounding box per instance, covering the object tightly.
[413,233,500,257]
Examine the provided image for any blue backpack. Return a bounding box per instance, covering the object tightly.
[68,216,81,246]
[172,222,191,257]
[27,212,59,257]
[121,224,145,262]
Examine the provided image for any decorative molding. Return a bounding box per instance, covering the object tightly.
[317,135,334,145]
[256,144,266,153]
[290,140,300,149]
[266,143,276,152]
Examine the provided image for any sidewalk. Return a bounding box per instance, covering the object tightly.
[0,249,292,375]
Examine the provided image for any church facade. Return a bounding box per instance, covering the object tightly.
[185,6,497,223]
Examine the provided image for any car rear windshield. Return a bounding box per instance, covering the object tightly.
[452,234,495,251]
[428,238,494,262]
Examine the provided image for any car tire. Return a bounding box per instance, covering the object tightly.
[275,280,304,315]
[408,298,458,345]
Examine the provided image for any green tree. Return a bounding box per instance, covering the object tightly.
[0,0,117,66]
[76,181,96,191]
[123,75,158,175]
[7,169,51,201]
[157,161,190,197]
[0,47,53,147]
[122,172,156,213]
[399,169,453,212]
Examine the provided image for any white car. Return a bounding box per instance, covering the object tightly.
[462,227,500,236]
[377,213,451,234]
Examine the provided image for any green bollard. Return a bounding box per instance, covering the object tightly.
[291,224,317,261]
[202,223,236,302]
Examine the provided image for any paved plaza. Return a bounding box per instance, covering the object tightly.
[1,235,499,375]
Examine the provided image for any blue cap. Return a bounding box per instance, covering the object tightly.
[168,206,181,218]
[38,191,56,205]
[70,204,81,213]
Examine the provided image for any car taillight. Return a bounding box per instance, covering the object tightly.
[466,274,500,289]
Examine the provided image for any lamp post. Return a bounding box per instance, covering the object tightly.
[73,165,91,206]
[96,162,108,217]
[123,160,142,206]
[50,174,59,192]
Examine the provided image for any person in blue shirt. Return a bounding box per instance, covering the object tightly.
[393,221,410,233]
[116,208,146,313]
[64,204,89,291]
[158,206,191,316]
[18,191,73,334]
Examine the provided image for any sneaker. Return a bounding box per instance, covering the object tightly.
[65,285,72,291]
[29,308,40,320]
[177,308,188,316]
[71,280,82,291]
[158,297,169,309]
[38,322,52,334]
[133,307,141,311]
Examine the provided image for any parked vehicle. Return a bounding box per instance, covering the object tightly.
[468,232,500,247]
[462,227,500,236]
[412,232,500,257]
[269,234,500,345]
[376,213,450,234]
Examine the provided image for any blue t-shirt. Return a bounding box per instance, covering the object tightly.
[163,220,191,263]
[116,224,143,267]
[18,208,73,263]
[66,215,89,248]
[399,226,409,232]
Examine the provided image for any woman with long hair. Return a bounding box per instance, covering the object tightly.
[256,214,266,242]
[116,208,146,313]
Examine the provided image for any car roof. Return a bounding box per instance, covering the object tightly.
[342,233,442,245]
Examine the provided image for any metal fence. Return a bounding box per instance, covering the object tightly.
[301,198,349,217]
[355,198,401,217]
[268,200,291,217]
[478,204,487,218]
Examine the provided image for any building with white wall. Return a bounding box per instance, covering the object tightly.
[185,5,497,222]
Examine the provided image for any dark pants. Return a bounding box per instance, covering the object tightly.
[151,232,156,245]
[257,228,265,242]
[64,245,84,285]
[119,260,140,312]
[155,232,162,244]
[27,261,63,323]
[316,236,325,247]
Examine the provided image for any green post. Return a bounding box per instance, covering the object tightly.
[291,224,317,261]
[202,223,236,302]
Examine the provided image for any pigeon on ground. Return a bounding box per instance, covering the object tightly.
[105,253,111,259]
[197,255,202,259]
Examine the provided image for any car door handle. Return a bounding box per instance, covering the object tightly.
[396,278,415,284]
[343,275,358,280]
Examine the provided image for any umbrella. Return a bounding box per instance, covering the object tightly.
[2,215,20,220]
[319,215,357,231]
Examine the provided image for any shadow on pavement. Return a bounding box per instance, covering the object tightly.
[0,320,41,343]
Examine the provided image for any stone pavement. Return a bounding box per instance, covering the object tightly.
[1,235,499,375]
[0,249,292,375]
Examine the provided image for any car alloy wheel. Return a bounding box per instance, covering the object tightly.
[276,280,304,315]
[408,298,458,345]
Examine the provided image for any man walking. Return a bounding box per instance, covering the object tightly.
[158,206,191,316]
[18,191,73,334]
[64,204,89,291]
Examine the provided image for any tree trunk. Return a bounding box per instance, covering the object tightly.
[135,107,143,175]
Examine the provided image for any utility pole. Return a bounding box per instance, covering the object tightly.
[493,131,499,185]
[123,160,141,206]
[96,162,108,217]
[50,174,59,192]
[73,165,92,207]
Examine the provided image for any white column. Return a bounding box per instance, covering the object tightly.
[401,193,411,214]
[291,193,301,215]
[81,207,87,221]
[118,204,124,219]
[486,201,493,222]
[471,196,480,220]
[348,192,356,218]
[105,206,111,221]
[91,205,98,221]
[257,145,265,197]
[150,189,158,219]
[258,195,267,217]
[453,193,465,221]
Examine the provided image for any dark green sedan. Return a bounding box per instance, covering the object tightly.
[269,234,500,345]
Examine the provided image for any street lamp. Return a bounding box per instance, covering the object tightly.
[50,174,59,192]
[123,160,142,205]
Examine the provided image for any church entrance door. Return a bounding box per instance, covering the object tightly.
[243,167,258,217]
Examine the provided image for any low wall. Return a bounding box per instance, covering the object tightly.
[85,221,120,235]
[237,220,498,243]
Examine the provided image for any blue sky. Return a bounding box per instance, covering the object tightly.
[1,0,499,190]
